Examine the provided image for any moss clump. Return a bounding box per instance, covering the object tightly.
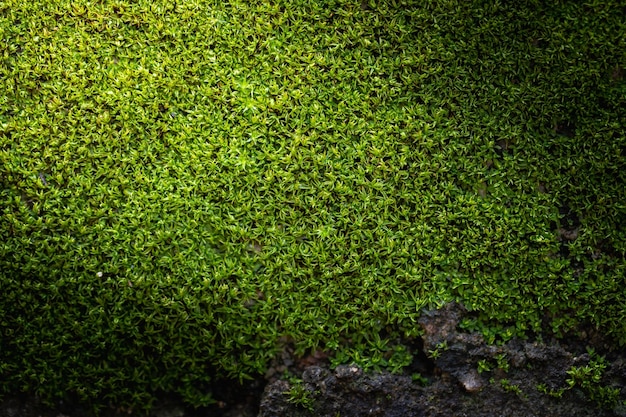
[538,348,623,410]
[1,0,625,412]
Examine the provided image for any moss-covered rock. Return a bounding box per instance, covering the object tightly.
[1,0,625,412]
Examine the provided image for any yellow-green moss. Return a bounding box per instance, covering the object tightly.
[1,0,625,412]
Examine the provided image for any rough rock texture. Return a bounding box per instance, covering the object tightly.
[259,303,626,417]
[260,365,425,417]
[260,366,424,417]
[258,356,625,417]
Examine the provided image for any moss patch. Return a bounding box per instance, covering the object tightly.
[1,0,625,412]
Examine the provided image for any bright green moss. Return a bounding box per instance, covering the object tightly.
[1,0,625,412]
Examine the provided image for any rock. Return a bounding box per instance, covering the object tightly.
[259,364,425,417]
[334,365,362,379]
[457,368,484,393]
[259,303,625,416]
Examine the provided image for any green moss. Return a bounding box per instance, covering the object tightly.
[538,349,624,410]
[498,379,524,398]
[285,376,316,412]
[1,0,625,412]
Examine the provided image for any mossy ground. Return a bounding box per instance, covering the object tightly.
[1,0,625,412]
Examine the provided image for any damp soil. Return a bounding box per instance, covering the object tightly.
[2,303,625,417]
